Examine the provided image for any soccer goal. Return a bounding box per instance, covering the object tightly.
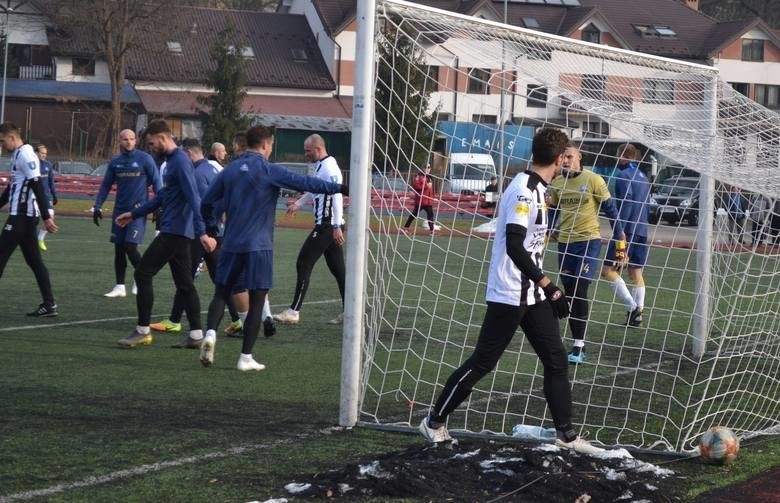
[341,0,780,453]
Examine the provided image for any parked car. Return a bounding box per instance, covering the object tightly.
[648,176,700,226]
[90,162,109,178]
[0,158,11,185]
[55,160,94,176]
[276,161,313,197]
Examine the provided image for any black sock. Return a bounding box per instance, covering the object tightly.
[556,424,577,442]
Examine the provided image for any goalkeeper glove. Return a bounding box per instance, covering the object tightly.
[614,239,628,270]
[542,283,570,319]
[339,183,349,197]
[93,208,103,226]
[52,196,58,206]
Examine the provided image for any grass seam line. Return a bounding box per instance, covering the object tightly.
[0,427,344,502]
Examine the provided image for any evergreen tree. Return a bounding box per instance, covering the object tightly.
[374,29,436,174]
[198,26,250,152]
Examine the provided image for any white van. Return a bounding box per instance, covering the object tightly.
[442,153,497,195]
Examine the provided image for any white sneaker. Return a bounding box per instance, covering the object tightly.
[555,436,604,455]
[328,312,344,325]
[131,282,138,295]
[273,308,300,324]
[237,356,266,372]
[418,417,455,444]
[104,284,127,298]
[200,334,216,367]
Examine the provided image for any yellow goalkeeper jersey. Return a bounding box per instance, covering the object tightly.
[548,170,612,243]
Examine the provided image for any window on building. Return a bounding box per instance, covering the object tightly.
[741,39,764,62]
[522,17,540,28]
[468,68,490,94]
[427,65,439,89]
[582,24,600,44]
[644,79,675,104]
[527,84,548,108]
[290,48,307,62]
[437,112,454,122]
[730,82,749,97]
[754,84,779,109]
[582,74,605,100]
[633,24,677,38]
[472,114,497,124]
[166,41,183,54]
[583,121,609,138]
[72,57,95,76]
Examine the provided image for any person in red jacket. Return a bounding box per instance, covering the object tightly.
[402,166,436,235]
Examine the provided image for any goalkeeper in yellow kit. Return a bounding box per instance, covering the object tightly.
[548,143,626,364]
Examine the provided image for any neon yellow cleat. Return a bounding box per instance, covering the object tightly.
[38,240,47,251]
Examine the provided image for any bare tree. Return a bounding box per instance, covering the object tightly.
[701,0,779,28]
[42,0,174,154]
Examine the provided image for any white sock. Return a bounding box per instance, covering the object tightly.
[238,311,248,323]
[573,339,585,348]
[632,287,646,310]
[240,353,253,361]
[205,329,216,339]
[38,229,47,241]
[136,325,150,335]
[189,329,203,341]
[262,298,271,319]
[610,277,637,311]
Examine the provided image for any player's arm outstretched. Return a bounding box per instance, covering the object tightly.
[268,163,348,197]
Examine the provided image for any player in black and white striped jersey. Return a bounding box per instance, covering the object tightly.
[274,134,346,326]
[419,128,599,454]
[0,122,59,316]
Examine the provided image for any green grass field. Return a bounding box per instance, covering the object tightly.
[1,215,778,502]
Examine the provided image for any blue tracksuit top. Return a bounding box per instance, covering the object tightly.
[614,161,650,238]
[202,151,343,253]
[39,160,56,203]
[95,149,161,214]
[132,148,205,239]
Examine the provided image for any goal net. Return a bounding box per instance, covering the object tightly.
[351,0,780,453]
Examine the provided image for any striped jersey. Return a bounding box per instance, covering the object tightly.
[486,170,550,306]
[297,156,344,226]
[7,144,43,217]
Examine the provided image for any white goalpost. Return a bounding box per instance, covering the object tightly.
[342,0,780,454]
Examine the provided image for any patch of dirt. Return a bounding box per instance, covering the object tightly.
[279,439,688,502]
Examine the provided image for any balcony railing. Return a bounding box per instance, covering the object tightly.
[17,65,53,80]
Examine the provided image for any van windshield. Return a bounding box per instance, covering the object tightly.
[450,163,495,180]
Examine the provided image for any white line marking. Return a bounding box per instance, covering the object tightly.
[0,299,340,332]
[0,427,343,502]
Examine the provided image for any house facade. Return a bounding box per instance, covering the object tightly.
[279,0,780,140]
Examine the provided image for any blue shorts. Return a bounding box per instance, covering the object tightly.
[216,250,273,291]
[606,234,648,269]
[558,239,602,282]
[110,217,146,245]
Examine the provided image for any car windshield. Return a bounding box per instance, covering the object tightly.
[656,179,698,196]
[449,163,494,180]
[0,159,12,172]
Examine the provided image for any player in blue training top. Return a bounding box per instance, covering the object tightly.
[198,125,348,371]
[35,145,57,251]
[0,122,59,316]
[601,143,651,327]
[149,137,248,343]
[94,129,162,298]
[115,119,216,349]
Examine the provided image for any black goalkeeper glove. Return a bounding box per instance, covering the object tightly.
[543,283,570,319]
[93,208,103,226]
[52,196,58,206]
[339,183,349,197]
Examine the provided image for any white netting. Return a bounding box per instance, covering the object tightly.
[357,0,780,452]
